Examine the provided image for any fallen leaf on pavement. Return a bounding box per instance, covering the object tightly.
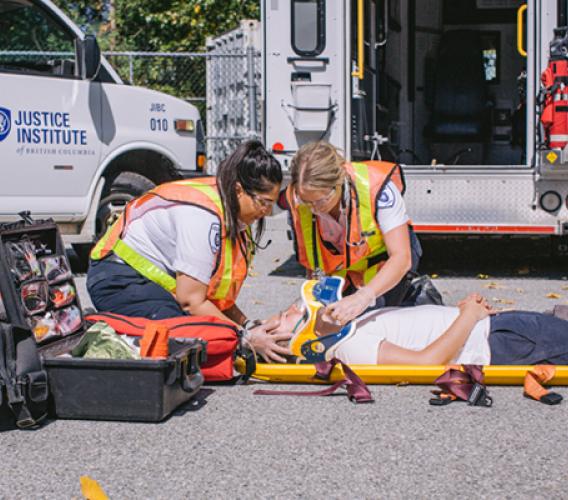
[546,293,562,299]
[273,258,281,263]
[484,282,503,289]
[477,274,489,279]
[252,299,265,305]
[516,288,525,294]
[492,297,515,304]
[80,476,108,500]
[248,271,259,277]
[430,274,439,279]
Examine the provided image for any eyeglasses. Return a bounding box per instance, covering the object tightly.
[295,186,338,209]
[248,192,276,210]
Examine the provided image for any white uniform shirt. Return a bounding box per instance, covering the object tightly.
[334,305,491,365]
[121,203,221,285]
[316,180,409,252]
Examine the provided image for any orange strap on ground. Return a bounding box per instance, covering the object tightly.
[523,365,556,401]
[140,322,169,359]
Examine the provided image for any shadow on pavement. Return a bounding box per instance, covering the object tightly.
[419,237,568,279]
[269,255,305,278]
[268,237,568,280]
[173,388,215,415]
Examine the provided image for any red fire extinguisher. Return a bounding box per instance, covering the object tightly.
[541,28,568,149]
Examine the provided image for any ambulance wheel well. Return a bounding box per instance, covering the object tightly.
[102,149,181,190]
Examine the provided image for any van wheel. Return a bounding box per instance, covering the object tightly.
[96,172,156,235]
[71,172,155,273]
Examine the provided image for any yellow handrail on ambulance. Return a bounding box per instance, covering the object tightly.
[351,0,365,79]
[517,4,527,57]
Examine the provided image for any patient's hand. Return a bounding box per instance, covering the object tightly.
[324,286,375,325]
[457,293,495,321]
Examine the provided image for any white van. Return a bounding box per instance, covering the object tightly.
[0,0,204,261]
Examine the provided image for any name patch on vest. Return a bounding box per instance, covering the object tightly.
[377,184,395,209]
[209,223,221,253]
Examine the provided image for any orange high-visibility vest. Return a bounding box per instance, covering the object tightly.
[285,161,405,288]
[91,178,253,311]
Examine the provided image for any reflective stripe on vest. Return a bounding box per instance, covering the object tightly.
[113,239,177,293]
[351,162,384,254]
[297,203,323,271]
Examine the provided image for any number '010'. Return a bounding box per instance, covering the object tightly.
[150,118,168,131]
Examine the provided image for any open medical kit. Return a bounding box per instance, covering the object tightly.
[0,216,205,424]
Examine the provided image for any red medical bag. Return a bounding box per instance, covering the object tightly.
[85,312,253,382]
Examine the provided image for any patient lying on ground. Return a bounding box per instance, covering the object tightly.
[268,293,568,366]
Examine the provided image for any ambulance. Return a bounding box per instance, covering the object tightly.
[0,0,204,262]
[253,0,568,239]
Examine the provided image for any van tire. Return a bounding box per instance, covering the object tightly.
[97,171,156,236]
[71,172,155,272]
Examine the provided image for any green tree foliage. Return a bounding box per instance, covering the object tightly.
[53,0,259,119]
[56,0,259,51]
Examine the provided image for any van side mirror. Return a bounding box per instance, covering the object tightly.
[78,35,101,80]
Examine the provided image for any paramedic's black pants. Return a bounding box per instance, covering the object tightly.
[489,311,568,365]
[87,258,187,320]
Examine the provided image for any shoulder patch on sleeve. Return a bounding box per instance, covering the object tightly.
[209,223,221,254]
[377,184,395,209]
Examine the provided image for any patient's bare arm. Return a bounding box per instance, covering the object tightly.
[377,294,494,365]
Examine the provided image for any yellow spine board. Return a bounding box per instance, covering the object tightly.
[238,361,568,386]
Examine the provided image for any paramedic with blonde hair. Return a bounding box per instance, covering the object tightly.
[284,141,422,326]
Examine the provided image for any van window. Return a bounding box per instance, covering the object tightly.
[0,0,77,77]
[291,0,325,57]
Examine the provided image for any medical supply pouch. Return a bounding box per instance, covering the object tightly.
[0,217,56,430]
[0,215,84,340]
[85,312,255,382]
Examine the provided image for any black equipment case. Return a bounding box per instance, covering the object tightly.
[0,216,205,423]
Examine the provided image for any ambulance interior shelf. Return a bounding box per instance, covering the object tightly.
[0,230,81,343]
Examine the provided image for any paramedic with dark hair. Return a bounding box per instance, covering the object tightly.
[87,140,292,362]
[285,141,422,327]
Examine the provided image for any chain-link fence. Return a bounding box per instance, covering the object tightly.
[104,51,208,123]
[106,49,262,173]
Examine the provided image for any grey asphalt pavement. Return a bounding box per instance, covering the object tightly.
[3,213,568,499]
